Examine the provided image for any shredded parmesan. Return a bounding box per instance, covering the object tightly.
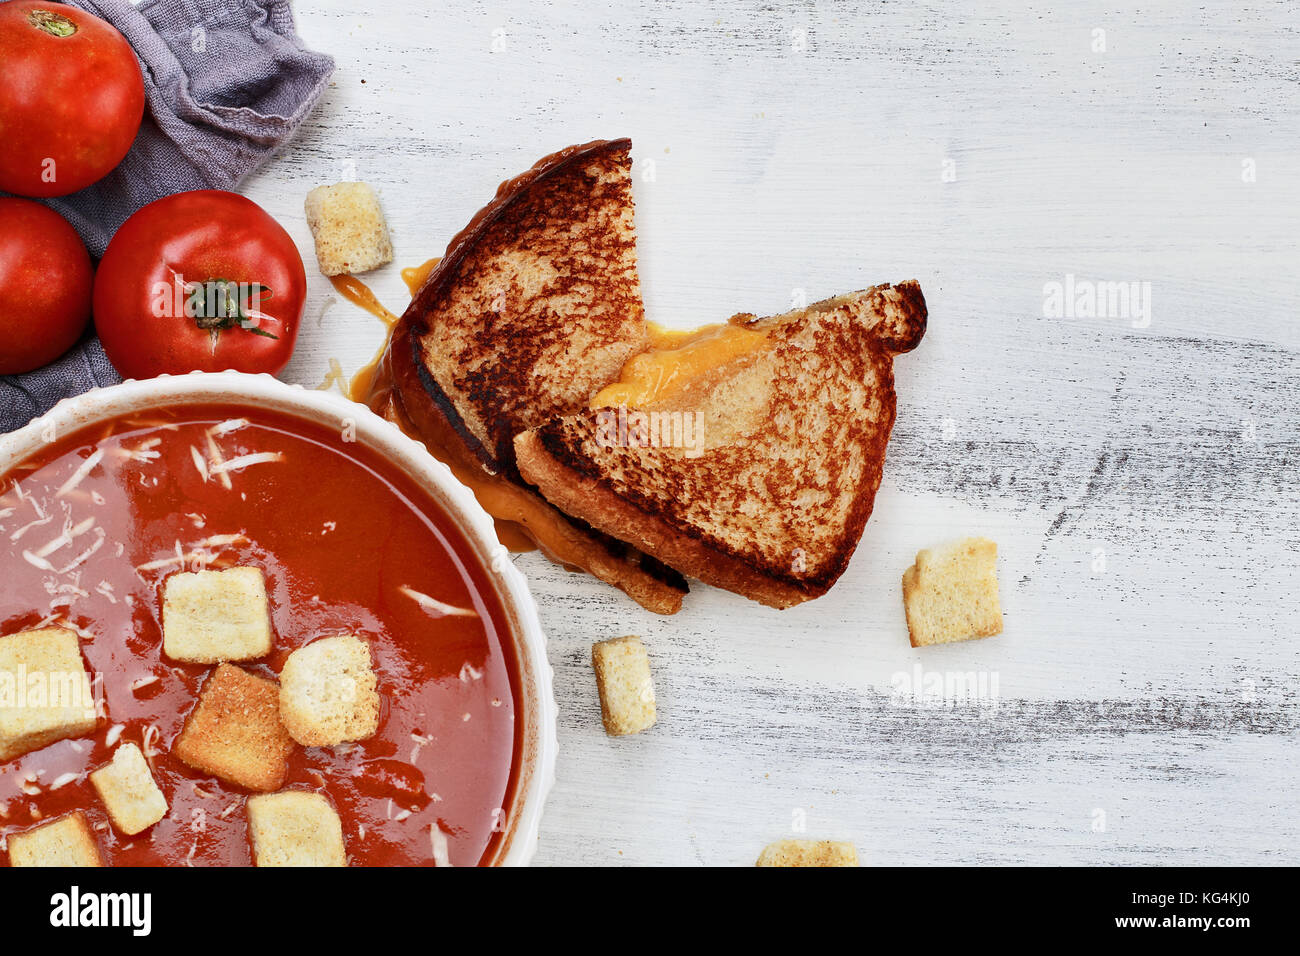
[141,724,162,771]
[409,731,434,763]
[33,515,95,558]
[131,674,159,692]
[204,434,232,489]
[194,533,248,549]
[398,585,477,619]
[459,663,484,682]
[50,772,79,790]
[208,451,284,476]
[393,809,412,822]
[54,448,105,498]
[105,724,124,748]
[57,528,105,573]
[96,581,117,603]
[21,550,55,571]
[135,550,208,573]
[9,513,53,541]
[219,802,239,820]
[430,825,452,867]
[208,418,250,438]
[189,446,210,482]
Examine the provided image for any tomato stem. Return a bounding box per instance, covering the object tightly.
[186,279,279,340]
[27,9,77,37]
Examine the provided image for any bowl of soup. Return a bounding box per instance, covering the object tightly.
[0,372,557,866]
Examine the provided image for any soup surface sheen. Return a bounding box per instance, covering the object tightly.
[0,403,520,866]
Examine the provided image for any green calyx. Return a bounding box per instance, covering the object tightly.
[27,9,77,37]
[186,279,279,340]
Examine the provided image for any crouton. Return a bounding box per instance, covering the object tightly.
[278,635,380,747]
[755,839,859,867]
[174,664,295,792]
[162,566,273,664]
[0,626,97,761]
[246,790,347,866]
[89,742,168,835]
[7,812,102,867]
[591,635,656,736]
[304,182,393,276]
[902,537,1004,647]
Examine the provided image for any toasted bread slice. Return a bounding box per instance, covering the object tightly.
[379,138,688,614]
[514,282,927,608]
[403,137,649,473]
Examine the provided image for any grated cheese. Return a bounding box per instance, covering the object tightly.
[141,724,161,771]
[207,418,250,438]
[34,516,96,558]
[9,513,54,542]
[49,772,79,790]
[57,529,105,573]
[21,550,55,571]
[398,585,477,619]
[430,825,452,867]
[208,451,284,476]
[204,434,233,489]
[131,674,159,692]
[54,448,105,498]
[189,446,210,482]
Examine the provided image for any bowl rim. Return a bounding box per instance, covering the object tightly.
[0,370,558,867]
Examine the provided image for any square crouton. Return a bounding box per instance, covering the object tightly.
[304,182,393,276]
[278,635,380,747]
[0,626,97,761]
[902,537,1004,647]
[591,635,656,736]
[756,840,859,867]
[174,664,295,792]
[162,566,273,664]
[7,812,102,867]
[247,790,346,867]
[89,742,169,835]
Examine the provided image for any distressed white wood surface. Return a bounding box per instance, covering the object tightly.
[242,0,1299,865]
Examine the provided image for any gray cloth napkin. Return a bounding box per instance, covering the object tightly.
[1,0,333,434]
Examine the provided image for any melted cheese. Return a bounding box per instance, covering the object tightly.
[591,321,769,409]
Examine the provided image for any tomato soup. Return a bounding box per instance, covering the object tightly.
[0,404,521,866]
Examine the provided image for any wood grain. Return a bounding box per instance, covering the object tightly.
[240,0,1299,864]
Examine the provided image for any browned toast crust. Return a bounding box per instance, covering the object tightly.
[386,318,687,615]
[515,282,928,607]
[402,137,648,478]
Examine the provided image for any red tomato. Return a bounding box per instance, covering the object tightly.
[0,1,145,197]
[0,198,93,375]
[93,191,306,380]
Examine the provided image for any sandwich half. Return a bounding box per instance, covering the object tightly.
[373,138,690,614]
[514,283,928,608]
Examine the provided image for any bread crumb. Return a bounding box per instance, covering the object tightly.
[902,537,1003,647]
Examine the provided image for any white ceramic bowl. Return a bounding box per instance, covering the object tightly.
[0,371,557,866]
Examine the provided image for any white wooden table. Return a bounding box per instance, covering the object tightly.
[244,0,1299,865]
